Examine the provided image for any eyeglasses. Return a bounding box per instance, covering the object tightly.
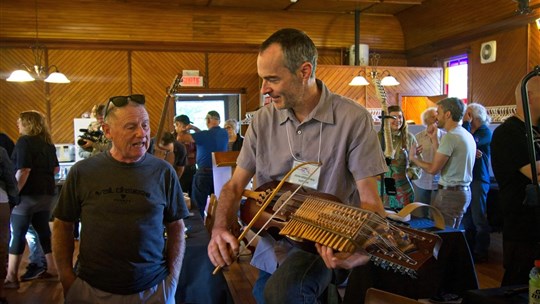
[104,94,145,119]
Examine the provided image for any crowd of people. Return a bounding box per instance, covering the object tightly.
[0,27,538,304]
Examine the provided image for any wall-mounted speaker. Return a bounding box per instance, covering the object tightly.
[480,41,497,64]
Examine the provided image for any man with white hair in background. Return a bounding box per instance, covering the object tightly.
[462,103,493,263]
[413,107,446,206]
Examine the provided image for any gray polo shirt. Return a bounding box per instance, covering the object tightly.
[242,80,387,273]
[239,79,387,273]
[238,79,387,207]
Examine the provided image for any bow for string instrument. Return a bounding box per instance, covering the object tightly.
[212,162,320,275]
[153,74,182,165]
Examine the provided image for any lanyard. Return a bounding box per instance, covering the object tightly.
[285,120,323,163]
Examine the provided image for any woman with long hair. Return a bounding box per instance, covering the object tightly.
[378,105,421,209]
[4,111,59,289]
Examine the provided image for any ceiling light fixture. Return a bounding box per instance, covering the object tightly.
[6,0,70,83]
[349,53,399,87]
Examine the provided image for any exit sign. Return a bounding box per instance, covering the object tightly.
[181,76,204,87]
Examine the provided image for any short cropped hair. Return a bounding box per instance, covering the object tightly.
[437,97,466,122]
[260,28,318,79]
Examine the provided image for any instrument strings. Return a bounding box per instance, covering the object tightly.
[242,163,322,249]
[242,182,309,248]
[282,196,418,264]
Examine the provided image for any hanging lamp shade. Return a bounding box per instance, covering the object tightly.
[348,75,370,86]
[7,69,36,82]
[45,72,70,83]
[380,75,400,86]
[5,0,70,84]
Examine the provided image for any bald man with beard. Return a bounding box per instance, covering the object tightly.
[491,73,540,286]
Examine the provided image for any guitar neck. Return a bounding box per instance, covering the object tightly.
[153,74,182,158]
[374,78,395,160]
[154,95,171,145]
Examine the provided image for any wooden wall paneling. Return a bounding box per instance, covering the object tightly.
[397,0,538,52]
[529,23,540,70]
[318,51,343,66]
[0,0,405,51]
[131,51,205,137]
[378,55,408,67]
[365,67,443,108]
[48,49,129,143]
[0,48,49,142]
[315,66,443,109]
[389,67,444,98]
[407,26,530,107]
[207,53,259,115]
[469,28,529,107]
[317,65,367,106]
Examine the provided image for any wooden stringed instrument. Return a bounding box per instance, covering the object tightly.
[152,74,182,165]
[374,77,395,160]
[239,181,442,278]
[374,75,415,203]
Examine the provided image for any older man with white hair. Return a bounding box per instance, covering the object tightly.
[413,107,446,206]
[462,103,492,263]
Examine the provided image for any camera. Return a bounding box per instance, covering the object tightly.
[77,128,103,149]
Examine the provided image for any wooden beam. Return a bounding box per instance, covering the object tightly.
[407,5,540,57]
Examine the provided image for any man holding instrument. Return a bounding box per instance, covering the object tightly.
[207,28,387,303]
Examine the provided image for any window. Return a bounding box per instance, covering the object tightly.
[175,100,225,130]
[444,56,468,103]
[174,93,242,131]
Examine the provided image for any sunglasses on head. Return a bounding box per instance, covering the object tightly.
[104,94,145,119]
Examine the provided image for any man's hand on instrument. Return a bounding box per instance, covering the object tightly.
[208,227,240,268]
[315,244,371,270]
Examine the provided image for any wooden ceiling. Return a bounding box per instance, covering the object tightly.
[124,0,425,15]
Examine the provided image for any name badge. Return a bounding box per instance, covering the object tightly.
[287,160,321,189]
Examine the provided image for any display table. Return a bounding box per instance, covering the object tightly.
[462,285,528,304]
[176,211,233,304]
[342,218,478,303]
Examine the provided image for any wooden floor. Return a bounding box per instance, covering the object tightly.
[3,232,504,304]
